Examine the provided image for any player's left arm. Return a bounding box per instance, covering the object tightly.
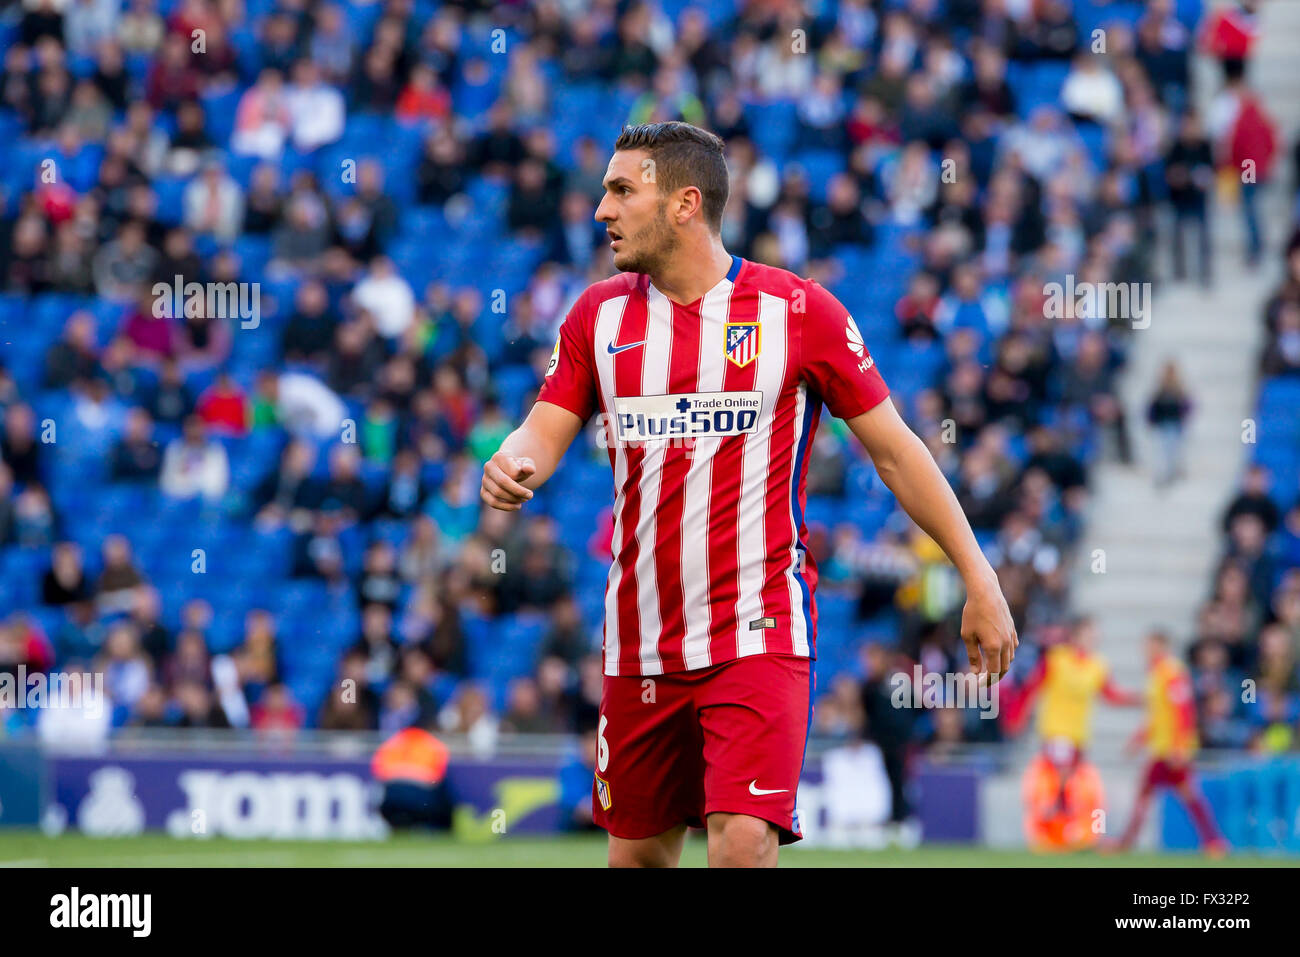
[798,279,1017,680]
[844,399,1018,681]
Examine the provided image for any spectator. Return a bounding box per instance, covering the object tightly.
[159,414,230,501]
[1208,70,1277,267]
[242,163,284,234]
[395,62,450,124]
[44,310,100,388]
[182,159,244,241]
[253,438,319,528]
[1221,465,1280,536]
[146,359,194,425]
[358,540,402,613]
[352,256,415,340]
[1062,52,1125,126]
[231,67,291,159]
[319,649,380,731]
[42,541,89,606]
[195,372,249,437]
[285,58,344,153]
[1165,110,1214,284]
[1146,360,1193,487]
[1,403,43,486]
[93,221,158,302]
[95,533,146,614]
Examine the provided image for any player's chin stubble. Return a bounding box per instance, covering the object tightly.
[613,206,678,276]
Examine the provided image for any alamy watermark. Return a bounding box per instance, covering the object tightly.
[1044,275,1151,330]
[0,666,105,718]
[152,275,260,329]
[890,666,1000,718]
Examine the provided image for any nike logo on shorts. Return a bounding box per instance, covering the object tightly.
[748,780,789,796]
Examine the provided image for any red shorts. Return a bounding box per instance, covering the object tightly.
[592,653,814,845]
[1142,759,1191,789]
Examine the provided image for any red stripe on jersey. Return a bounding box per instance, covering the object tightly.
[703,288,762,665]
[611,294,650,672]
[759,368,802,657]
[650,301,699,672]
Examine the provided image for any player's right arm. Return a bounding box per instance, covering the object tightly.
[482,401,584,510]
[482,289,598,512]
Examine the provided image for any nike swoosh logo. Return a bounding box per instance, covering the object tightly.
[607,340,647,355]
[748,780,789,796]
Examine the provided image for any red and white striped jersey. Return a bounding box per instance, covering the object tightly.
[536,256,890,676]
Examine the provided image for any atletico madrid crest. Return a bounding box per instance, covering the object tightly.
[724,321,761,368]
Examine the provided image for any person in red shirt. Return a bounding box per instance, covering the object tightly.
[1200,0,1259,77]
[1219,77,1278,267]
[250,683,305,737]
[395,64,451,124]
[196,372,251,436]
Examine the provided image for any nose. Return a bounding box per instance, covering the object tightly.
[594,194,614,224]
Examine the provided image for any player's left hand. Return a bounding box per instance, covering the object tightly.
[960,576,1018,684]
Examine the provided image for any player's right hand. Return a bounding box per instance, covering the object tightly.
[481,452,536,511]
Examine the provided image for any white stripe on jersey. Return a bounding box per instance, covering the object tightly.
[679,277,734,670]
[594,294,630,675]
[734,292,791,657]
[785,383,811,657]
[631,285,674,675]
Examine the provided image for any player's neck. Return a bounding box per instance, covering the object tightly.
[646,236,734,306]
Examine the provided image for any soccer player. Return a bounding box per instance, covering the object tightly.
[1113,630,1227,855]
[1009,617,1140,761]
[481,122,1017,867]
[1007,617,1139,850]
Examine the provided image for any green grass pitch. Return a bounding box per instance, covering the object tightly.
[0,831,1292,867]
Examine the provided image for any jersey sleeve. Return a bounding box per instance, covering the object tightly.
[798,280,890,420]
[535,290,598,422]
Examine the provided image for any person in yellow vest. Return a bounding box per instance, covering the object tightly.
[1010,617,1141,850]
[1113,630,1227,855]
[371,722,453,830]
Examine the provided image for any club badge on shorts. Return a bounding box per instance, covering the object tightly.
[724,321,761,368]
[594,774,613,811]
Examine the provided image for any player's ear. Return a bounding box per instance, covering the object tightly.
[675,186,702,226]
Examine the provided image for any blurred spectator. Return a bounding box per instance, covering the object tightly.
[1208,69,1277,267]
[438,681,499,757]
[159,414,230,501]
[1165,110,1214,284]
[44,311,100,388]
[95,533,146,614]
[286,58,344,153]
[352,255,414,340]
[1146,360,1193,487]
[42,541,89,606]
[182,159,244,241]
[232,67,290,159]
[1221,465,1280,536]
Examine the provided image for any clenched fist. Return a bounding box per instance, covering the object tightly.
[481,452,536,511]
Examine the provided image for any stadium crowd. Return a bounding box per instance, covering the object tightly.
[0,0,1278,783]
[1193,135,1300,755]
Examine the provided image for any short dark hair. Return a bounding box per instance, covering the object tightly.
[613,121,729,232]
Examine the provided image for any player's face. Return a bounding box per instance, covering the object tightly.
[596,149,679,275]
